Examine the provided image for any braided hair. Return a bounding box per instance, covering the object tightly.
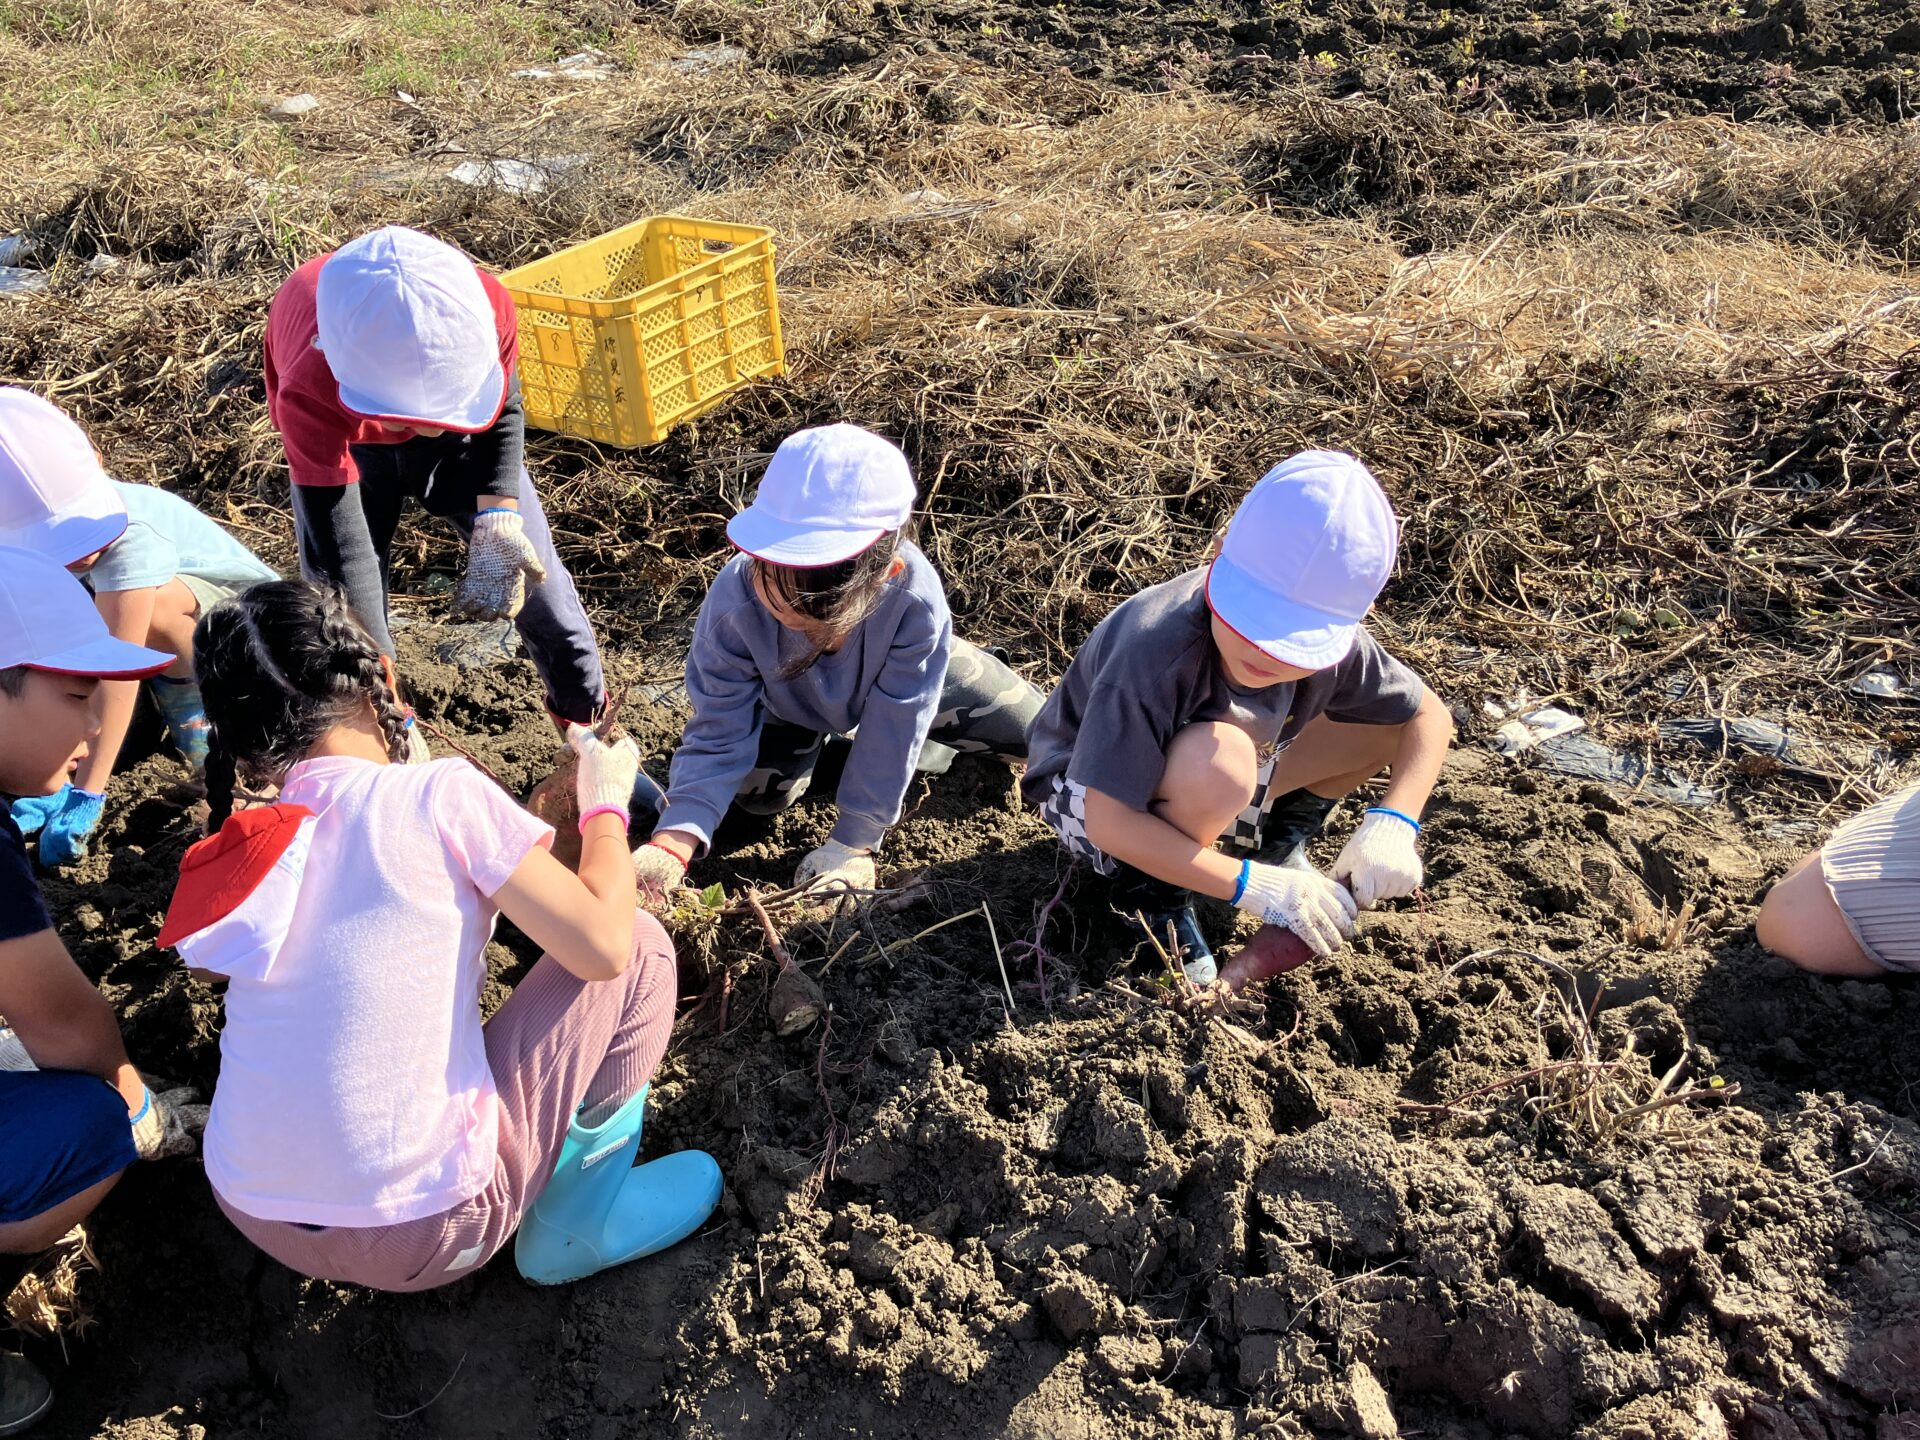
[194,580,412,828]
[752,526,908,681]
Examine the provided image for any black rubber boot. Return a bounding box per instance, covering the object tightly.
[1109,864,1216,984]
[627,768,667,837]
[1257,788,1340,863]
[0,1353,52,1437]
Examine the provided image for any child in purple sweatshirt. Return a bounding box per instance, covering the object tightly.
[633,424,1042,899]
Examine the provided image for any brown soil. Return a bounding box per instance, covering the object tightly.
[747,0,1920,125]
[19,625,1919,1440]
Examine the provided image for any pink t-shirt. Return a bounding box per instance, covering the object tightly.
[200,756,552,1227]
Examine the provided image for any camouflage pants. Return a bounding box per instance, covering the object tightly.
[736,639,1044,816]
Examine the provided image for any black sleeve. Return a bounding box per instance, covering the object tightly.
[0,811,53,943]
[455,369,526,508]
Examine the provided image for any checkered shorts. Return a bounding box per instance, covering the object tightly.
[1038,751,1284,873]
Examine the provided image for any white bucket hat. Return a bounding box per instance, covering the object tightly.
[1205,450,1400,670]
[0,543,172,677]
[315,227,507,432]
[725,423,916,567]
[0,388,127,566]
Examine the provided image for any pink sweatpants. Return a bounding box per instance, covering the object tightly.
[216,914,678,1292]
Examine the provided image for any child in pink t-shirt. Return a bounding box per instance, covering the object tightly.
[161,579,719,1290]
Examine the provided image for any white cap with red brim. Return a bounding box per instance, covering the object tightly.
[1205,450,1400,671]
[0,543,173,677]
[725,423,916,567]
[316,226,507,434]
[0,387,128,566]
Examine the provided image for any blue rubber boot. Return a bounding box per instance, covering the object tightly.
[514,1085,723,1286]
[1111,863,1217,985]
[150,676,210,772]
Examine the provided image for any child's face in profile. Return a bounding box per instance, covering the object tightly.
[1209,614,1317,690]
[0,669,101,795]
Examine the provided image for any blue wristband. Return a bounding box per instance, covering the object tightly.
[128,1086,152,1126]
[475,506,516,517]
[1366,806,1422,834]
[1229,857,1251,906]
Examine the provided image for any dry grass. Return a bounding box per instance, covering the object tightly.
[0,3,1914,806]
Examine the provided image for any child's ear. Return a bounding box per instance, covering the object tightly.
[1209,529,1226,560]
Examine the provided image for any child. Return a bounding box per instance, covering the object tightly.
[1755,785,1920,979]
[264,225,608,728]
[1022,451,1455,985]
[161,580,718,1290]
[0,388,276,865]
[0,545,205,1433]
[633,423,1043,898]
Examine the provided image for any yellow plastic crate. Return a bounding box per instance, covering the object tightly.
[500,215,786,448]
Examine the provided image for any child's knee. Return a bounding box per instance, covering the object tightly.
[1162,721,1259,814]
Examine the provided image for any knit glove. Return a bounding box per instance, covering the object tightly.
[1331,810,1423,910]
[1232,854,1357,957]
[130,1084,209,1161]
[633,842,687,901]
[9,787,70,836]
[566,724,639,828]
[795,838,876,895]
[454,509,547,621]
[37,788,106,868]
[404,719,431,765]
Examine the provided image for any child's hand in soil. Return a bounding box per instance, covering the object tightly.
[632,841,689,904]
[1331,810,1423,909]
[795,838,875,896]
[1232,856,1355,956]
[130,1084,209,1161]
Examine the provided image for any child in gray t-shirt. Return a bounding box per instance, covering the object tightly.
[633,425,1043,901]
[1025,451,1454,987]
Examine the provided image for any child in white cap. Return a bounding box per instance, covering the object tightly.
[0,545,205,1433]
[264,225,607,727]
[633,423,1043,899]
[1023,451,1454,985]
[0,388,276,865]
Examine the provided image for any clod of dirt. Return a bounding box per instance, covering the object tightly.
[525,739,582,870]
[1513,1182,1663,1326]
[1254,1117,1408,1261]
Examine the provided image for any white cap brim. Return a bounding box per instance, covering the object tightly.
[0,510,128,569]
[335,354,507,434]
[725,509,890,568]
[29,631,174,679]
[1205,557,1359,671]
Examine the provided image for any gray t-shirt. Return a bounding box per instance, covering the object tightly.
[1022,567,1427,812]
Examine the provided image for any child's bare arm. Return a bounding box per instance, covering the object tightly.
[492,814,637,982]
[1375,687,1454,820]
[1082,788,1244,899]
[74,586,160,795]
[0,928,145,1112]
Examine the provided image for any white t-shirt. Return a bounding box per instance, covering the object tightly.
[201,755,552,1227]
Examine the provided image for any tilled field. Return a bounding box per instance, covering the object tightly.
[2,0,1918,1436]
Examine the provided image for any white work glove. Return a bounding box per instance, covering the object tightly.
[130,1084,209,1161]
[1331,809,1424,910]
[454,509,547,621]
[1232,854,1357,957]
[795,838,876,895]
[566,724,639,827]
[404,716,431,765]
[633,841,688,901]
